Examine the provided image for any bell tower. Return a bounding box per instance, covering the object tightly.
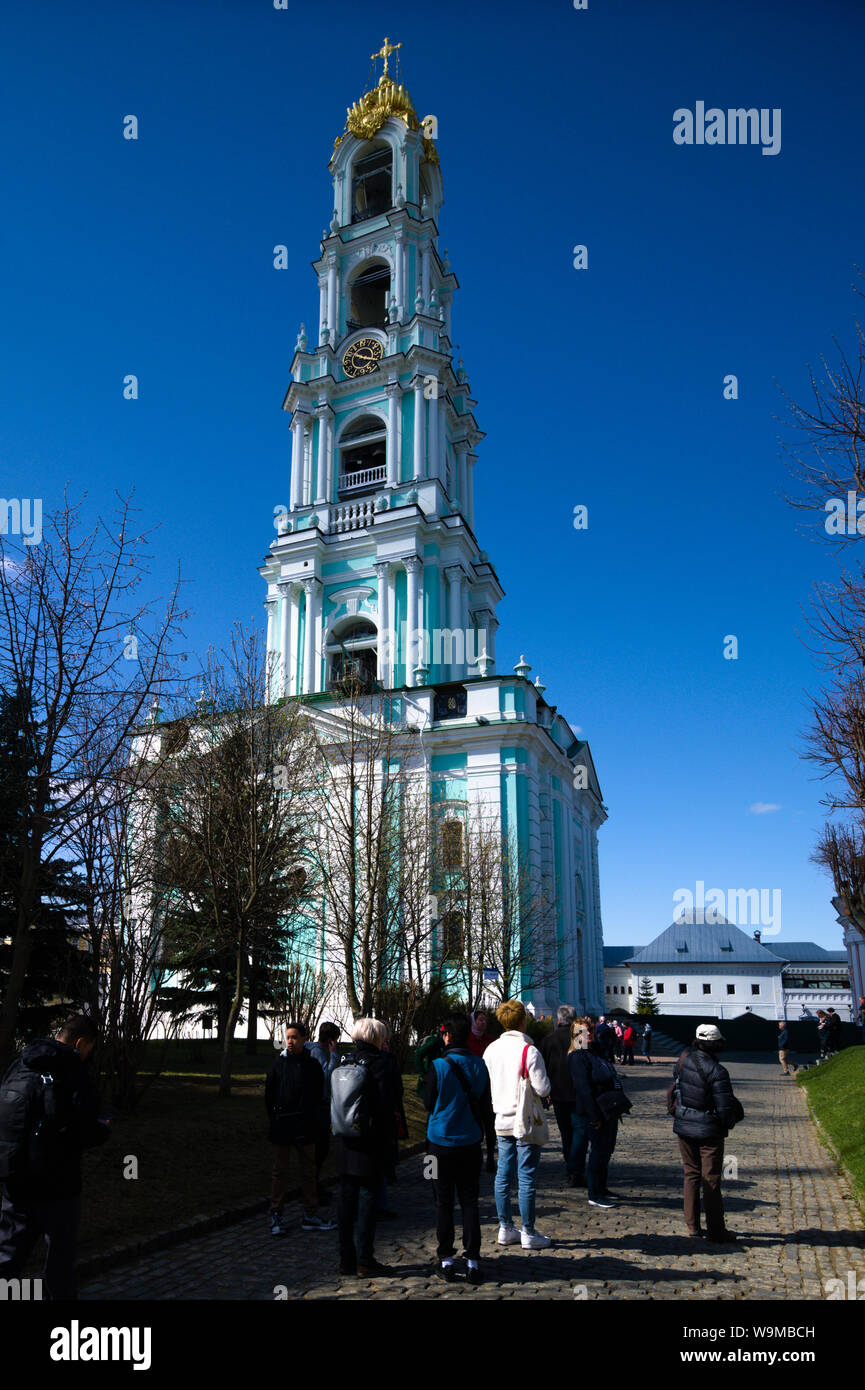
[261,40,502,698]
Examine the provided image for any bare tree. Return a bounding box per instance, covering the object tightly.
[304,689,437,1022]
[0,492,184,1066]
[781,269,865,545]
[434,804,560,1007]
[138,625,314,1096]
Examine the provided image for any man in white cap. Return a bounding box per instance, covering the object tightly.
[669,1023,743,1244]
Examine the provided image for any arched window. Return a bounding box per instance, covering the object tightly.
[326,617,378,693]
[348,259,390,332]
[441,910,464,960]
[352,142,393,223]
[440,819,463,870]
[338,415,387,496]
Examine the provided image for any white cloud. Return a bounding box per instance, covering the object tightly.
[748,802,781,815]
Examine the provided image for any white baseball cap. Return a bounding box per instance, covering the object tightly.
[695,1024,724,1043]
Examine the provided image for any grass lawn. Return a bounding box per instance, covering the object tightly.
[798,1046,865,1219]
[26,1039,428,1268]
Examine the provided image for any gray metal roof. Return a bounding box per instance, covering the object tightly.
[624,913,787,966]
[762,941,848,963]
[603,946,636,966]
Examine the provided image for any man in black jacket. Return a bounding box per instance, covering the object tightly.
[265,1021,334,1235]
[0,1013,110,1299]
[540,1005,585,1186]
[335,1018,401,1278]
[672,1024,741,1244]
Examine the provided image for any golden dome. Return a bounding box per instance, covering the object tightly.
[333,43,439,165]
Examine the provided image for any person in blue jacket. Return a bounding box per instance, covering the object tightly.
[424,1013,492,1285]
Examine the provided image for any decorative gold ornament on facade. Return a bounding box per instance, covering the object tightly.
[333,45,439,166]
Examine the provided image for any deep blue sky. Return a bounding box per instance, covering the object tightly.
[3,0,864,950]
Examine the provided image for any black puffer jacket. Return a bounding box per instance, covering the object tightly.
[540,1026,576,1105]
[672,1046,738,1141]
[1,1039,109,1199]
[265,1049,324,1144]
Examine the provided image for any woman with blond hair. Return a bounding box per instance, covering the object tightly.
[483,999,552,1249]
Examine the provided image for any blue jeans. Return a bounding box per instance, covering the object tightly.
[568,1109,590,1177]
[494,1134,542,1231]
[571,1115,618,1198]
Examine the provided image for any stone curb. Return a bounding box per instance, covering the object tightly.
[78,1140,428,1282]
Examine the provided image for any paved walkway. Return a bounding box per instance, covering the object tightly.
[82,1056,865,1300]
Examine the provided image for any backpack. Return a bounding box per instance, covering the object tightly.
[330,1056,374,1140]
[0,1065,61,1182]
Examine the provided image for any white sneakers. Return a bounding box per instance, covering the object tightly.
[498,1223,552,1249]
[520,1229,551,1250]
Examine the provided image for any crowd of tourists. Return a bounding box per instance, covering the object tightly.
[3,995,861,1296]
[263,1000,747,1283]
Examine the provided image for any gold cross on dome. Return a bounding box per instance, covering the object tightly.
[372,36,401,77]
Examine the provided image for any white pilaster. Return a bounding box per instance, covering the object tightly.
[404,556,421,686]
[374,561,390,686]
[278,582,291,697]
[315,407,330,505]
[428,381,440,482]
[445,566,463,681]
[327,255,338,342]
[290,413,307,510]
[265,598,277,701]
[395,232,405,320]
[386,384,401,487]
[288,584,301,694]
[413,381,424,480]
[302,577,321,694]
[318,279,327,344]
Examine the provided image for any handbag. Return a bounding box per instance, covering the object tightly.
[512,1044,549,1146]
[590,1055,632,1121]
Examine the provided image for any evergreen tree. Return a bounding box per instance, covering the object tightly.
[0,687,92,1039]
[636,976,659,1016]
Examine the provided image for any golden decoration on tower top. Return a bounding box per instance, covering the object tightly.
[333,39,439,165]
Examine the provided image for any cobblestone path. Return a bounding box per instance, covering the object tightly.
[82,1056,864,1301]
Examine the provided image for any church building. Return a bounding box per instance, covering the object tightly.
[258,42,606,1016]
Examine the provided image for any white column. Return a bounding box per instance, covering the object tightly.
[318,279,327,344]
[428,382,440,482]
[386,385,400,487]
[302,421,313,507]
[265,598,277,701]
[315,407,329,504]
[302,578,320,694]
[413,381,424,480]
[374,561,390,686]
[288,584,301,694]
[421,242,431,306]
[395,234,404,320]
[387,566,396,677]
[455,442,468,512]
[325,413,335,502]
[290,414,307,510]
[279,583,291,697]
[467,455,476,530]
[445,567,463,681]
[327,255,338,342]
[404,557,421,686]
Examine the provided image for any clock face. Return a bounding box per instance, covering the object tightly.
[342,336,383,378]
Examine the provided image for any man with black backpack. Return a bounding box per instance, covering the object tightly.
[0,1013,110,1299]
[424,1013,493,1284]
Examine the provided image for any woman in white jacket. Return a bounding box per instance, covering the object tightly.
[483,999,552,1249]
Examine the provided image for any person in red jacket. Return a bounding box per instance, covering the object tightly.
[467,1010,492,1058]
[467,1010,496,1172]
[621,1023,635,1066]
